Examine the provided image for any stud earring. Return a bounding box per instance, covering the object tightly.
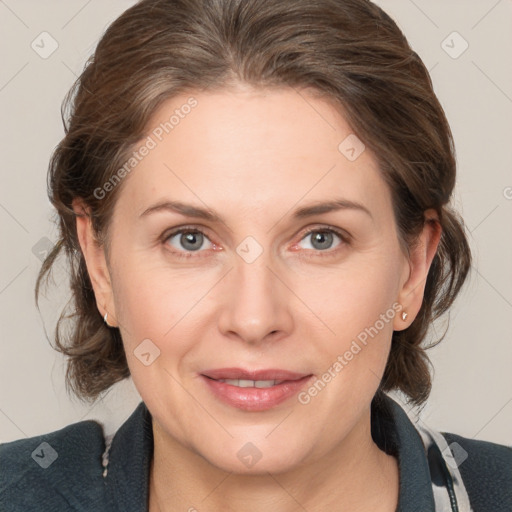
[104,312,109,326]
[401,311,408,321]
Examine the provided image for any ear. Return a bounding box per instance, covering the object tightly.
[72,198,118,327]
[393,209,442,331]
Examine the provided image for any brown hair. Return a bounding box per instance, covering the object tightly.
[36,0,471,406]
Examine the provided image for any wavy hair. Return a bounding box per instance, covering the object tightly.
[36,0,471,406]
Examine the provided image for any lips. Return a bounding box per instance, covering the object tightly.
[201,368,310,382]
[199,368,314,411]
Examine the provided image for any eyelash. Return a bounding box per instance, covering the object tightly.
[161,225,351,260]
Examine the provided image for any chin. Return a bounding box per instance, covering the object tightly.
[198,435,311,475]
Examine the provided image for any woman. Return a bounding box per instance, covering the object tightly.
[1,0,510,510]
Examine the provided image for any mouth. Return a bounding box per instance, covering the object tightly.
[204,377,289,388]
[199,368,314,411]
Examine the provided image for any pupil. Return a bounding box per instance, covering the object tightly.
[313,231,332,250]
[182,232,202,251]
[179,231,332,252]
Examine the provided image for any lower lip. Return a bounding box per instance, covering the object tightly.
[200,374,313,411]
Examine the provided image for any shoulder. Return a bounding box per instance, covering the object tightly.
[0,418,109,511]
[442,432,512,512]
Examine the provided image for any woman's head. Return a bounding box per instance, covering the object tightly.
[37,0,470,471]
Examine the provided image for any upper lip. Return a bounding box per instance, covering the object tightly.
[201,368,312,381]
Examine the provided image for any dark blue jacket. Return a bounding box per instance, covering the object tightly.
[1,394,511,511]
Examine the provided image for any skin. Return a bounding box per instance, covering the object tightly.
[75,86,441,512]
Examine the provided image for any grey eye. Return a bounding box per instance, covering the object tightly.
[299,230,341,251]
[167,230,212,252]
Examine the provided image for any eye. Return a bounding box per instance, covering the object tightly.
[295,227,348,255]
[162,225,349,259]
[164,227,214,256]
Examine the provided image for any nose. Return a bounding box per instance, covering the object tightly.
[217,250,294,346]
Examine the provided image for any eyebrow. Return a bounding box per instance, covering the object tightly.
[139,198,373,222]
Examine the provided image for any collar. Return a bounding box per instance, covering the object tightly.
[371,393,436,511]
[103,393,436,512]
[103,400,153,512]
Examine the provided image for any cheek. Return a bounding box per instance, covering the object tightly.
[297,250,402,383]
[303,251,402,332]
[110,249,226,373]
[109,264,197,403]
[109,253,199,351]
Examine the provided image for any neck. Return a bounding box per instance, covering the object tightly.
[148,407,399,512]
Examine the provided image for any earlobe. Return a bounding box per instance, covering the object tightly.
[393,209,442,331]
[72,198,117,327]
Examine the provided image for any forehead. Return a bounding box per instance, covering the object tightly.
[114,88,390,223]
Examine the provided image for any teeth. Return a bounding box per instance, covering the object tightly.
[217,379,282,388]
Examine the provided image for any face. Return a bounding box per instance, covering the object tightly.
[78,86,437,474]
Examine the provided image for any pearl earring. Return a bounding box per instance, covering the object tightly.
[401,311,408,321]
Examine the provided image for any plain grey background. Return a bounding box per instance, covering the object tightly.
[1,0,511,445]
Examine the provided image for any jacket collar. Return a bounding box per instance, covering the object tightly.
[372,394,436,511]
[104,394,435,512]
[104,400,153,512]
